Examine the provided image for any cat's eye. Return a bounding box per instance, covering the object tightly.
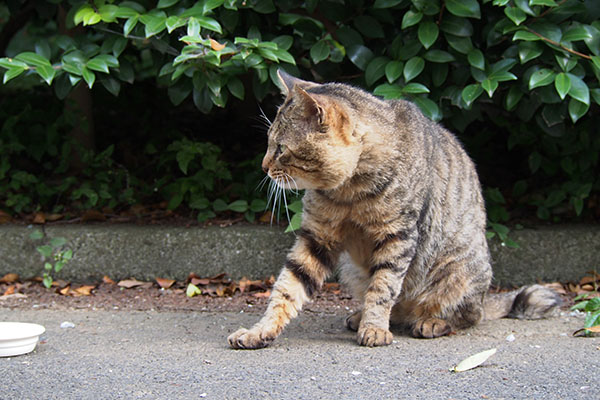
[277,144,287,154]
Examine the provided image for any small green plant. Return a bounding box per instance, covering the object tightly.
[571,293,600,337]
[30,229,73,288]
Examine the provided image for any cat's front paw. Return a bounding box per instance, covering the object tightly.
[228,327,275,349]
[357,326,393,347]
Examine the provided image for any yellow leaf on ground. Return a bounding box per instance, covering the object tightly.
[452,348,497,372]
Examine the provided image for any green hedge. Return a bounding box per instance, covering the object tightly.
[0,0,599,224]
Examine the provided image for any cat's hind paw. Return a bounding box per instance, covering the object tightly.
[345,310,362,332]
[228,327,275,349]
[357,326,393,347]
[411,318,452,338]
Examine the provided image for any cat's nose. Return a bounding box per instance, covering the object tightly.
[262,161,269,174]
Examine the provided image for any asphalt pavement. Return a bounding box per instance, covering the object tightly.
[1,307,598,399]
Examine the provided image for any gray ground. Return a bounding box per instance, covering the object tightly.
[1,308,598,400]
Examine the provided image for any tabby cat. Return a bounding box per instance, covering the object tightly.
[228,70,560,349]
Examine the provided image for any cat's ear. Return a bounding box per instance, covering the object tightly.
[277,69,317,96]
[292,85,325,125]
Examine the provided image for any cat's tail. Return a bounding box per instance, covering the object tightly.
[483,284,562,321]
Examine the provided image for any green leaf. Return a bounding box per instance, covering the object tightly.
[418,21,439,49]
[310,40,330,64]
[462,83,483,106]
[528,68,555,90]
[37,245,53,258]
[3,67,26,84]
[518,41,543,64]
[250,199,267,212]
[35,64,56,85]
[365,57,388,86]
[213,198,228,212]
[504,6,526,26]
[530,0,557,6]
[81,66,95,88]
[401,10,423,29]
[124,16,139,36]
[591,55,600,71]
[568,99,589,123]
[98,4,119,22]
[482,79,498,97]
[14,52,51,68]
[403,56,425,82]
[228,200,248,213]
[554,72,571,100]
[385,60,404,83]
[157,0,179,8]
[423,50,454,63]
[440,15,473,37]
[273,48,296,65]
[29,230,44,240]
[373,83,403,99]
[567,74,590,105]
[402,83,430,94]
[197,16,222,33]
[354,15,384,38]
[87,58,109,74]
[373,0,403,8]
[0,58,28,70]
[512,30,540,41]
[347,45,374,71]
[467,49,485,70]
[285,211,303,233]
[227,77,245,100]
[445,0,480,19]
[445,35,473,54]
[562,26,592,42]
[413,97,441,122]
[187,17,201,37]
[529,151,542,173]
[505,86,523,110]
[140,12,167,38]
[166,16,186,33]
[101,78,121,96]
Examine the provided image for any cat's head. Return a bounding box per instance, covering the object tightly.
[262,70,361,191]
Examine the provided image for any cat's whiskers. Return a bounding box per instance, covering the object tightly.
[265,173,297,227]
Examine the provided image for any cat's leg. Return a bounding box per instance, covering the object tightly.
[338,252,369,332]
[401,256,491,338]
[228,228,339,349]
[358,223,418,347]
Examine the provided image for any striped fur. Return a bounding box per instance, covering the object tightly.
[227,71,560,349]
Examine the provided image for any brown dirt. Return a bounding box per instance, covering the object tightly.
[0,280,360,315]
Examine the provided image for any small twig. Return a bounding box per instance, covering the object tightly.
[526,27,592,60]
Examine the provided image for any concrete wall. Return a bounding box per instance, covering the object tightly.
[0,224,598,285]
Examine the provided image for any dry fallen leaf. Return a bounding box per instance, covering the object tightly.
[0,210,13,224]
[103,275,116,284]
[2,285,15,296]
[118,278,147,288]
[73,285,95,296]
[58,286,71,295]
[81,209,106,222]
[210,38,226,51]
[45,213,64,222]
[451,348,497,372]
[32,212,46,224]
[0,273,19,284]
[156,277,175,289]
[253,290,271,298]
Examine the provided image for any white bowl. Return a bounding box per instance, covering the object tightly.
[0,322,46,357]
